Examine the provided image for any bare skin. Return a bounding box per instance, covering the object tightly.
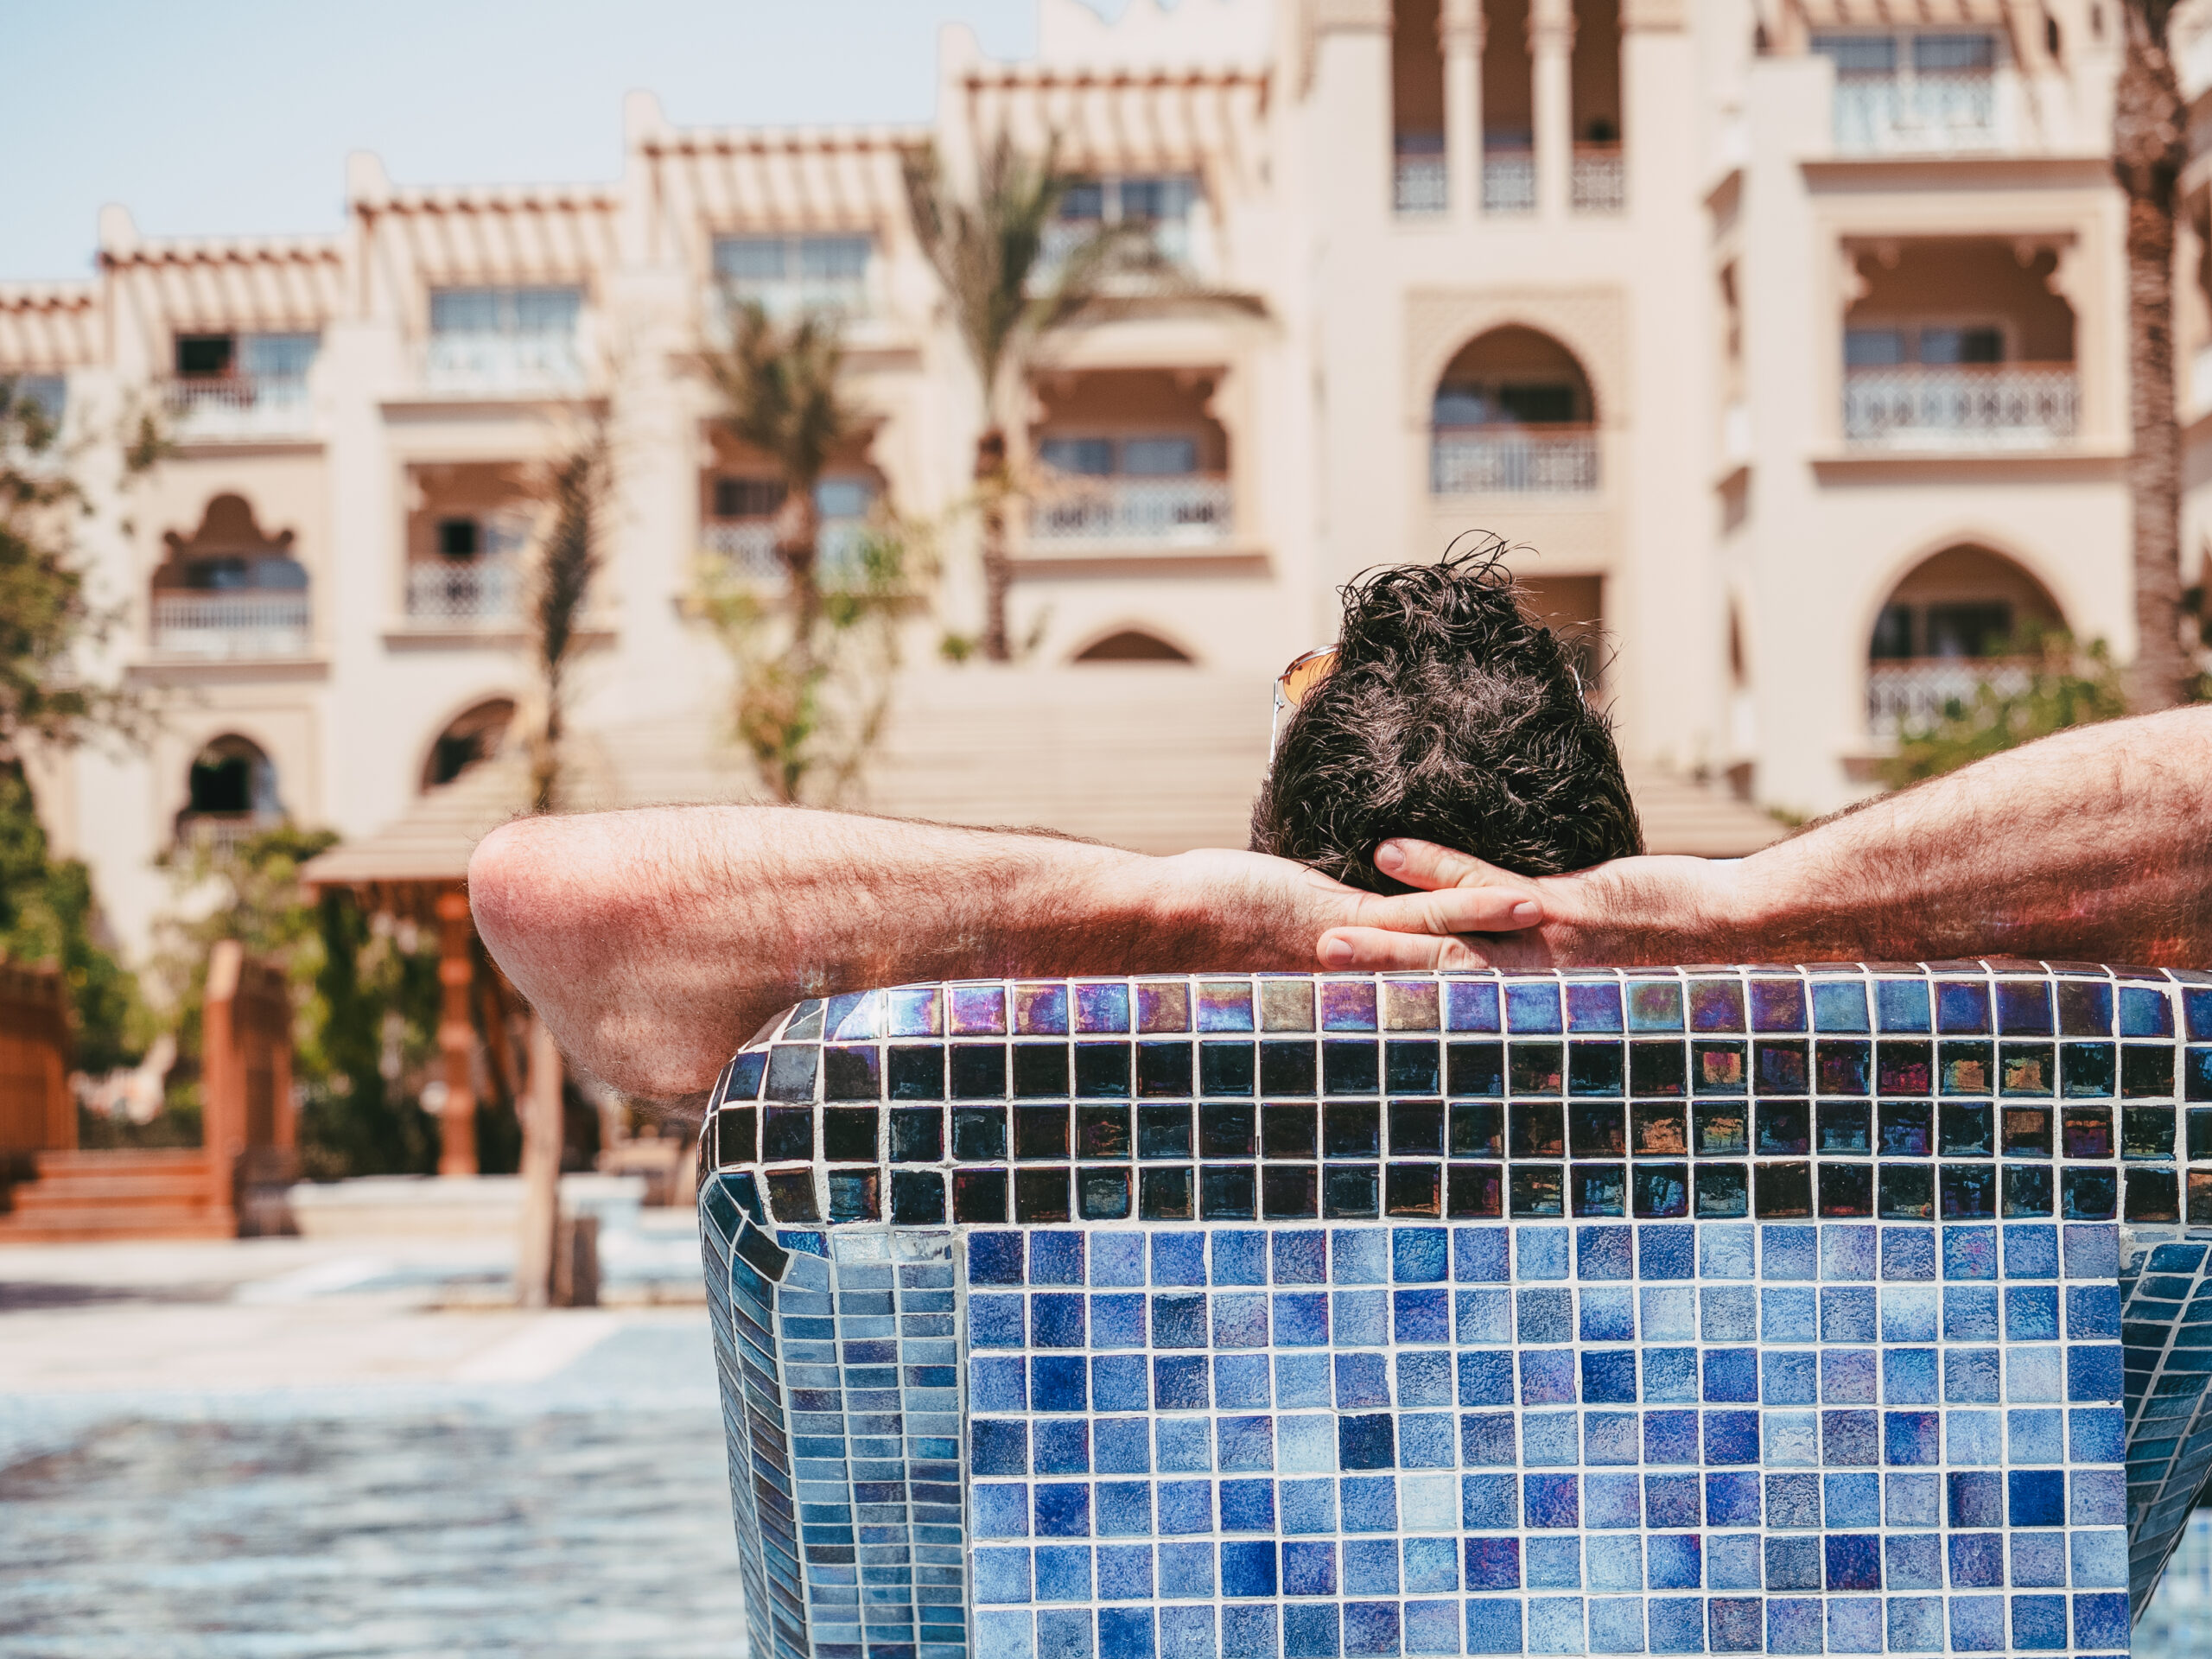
[466,806,1536,1102]
[469,706,2212,1103]
[1320,705,2212,973]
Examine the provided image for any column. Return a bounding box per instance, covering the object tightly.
[435,884,479,1177]
[1530,0,1576,219]
[1441,0,1485,221]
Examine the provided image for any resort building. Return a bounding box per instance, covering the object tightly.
[0,0,2196,957]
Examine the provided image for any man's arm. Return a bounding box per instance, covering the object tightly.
[1321,705,2212,970]
[467,804,1538,1100]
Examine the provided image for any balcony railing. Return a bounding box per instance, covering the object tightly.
[175,812,288,856]
[1841,365,2078,449]
[1033,219,1197,292]
[1833,72,2000,156]
[405,560,521,625]
[166,377,313,439]
[149,593,312,658]
[703,520,874,584]
[422,334,587,395]
[1431,427,1600,494]
[1867,657,2034,738]
[1483,153,1535,215]
[1395,157,1448,215]
[1027,476,1233,546]
[1571,147,1626,214]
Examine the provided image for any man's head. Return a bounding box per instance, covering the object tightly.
[1249,543,1643,892]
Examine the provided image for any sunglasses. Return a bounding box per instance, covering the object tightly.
[1269,645,1339,755]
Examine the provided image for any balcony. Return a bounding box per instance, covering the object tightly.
[166,377,314,441]
[702,520,874,585]
[1431,427,1599,495]
[1571,147,1625,215]
[422,334,586,396]
[149,594,311,659]
[175,811,288,855]
[1833,72,2000,156]
[1483,153,1535,215]
[405,560,521,626]
[1867,657,2032,738]
[1842,365,2077,449]
[1027,476,1232,547]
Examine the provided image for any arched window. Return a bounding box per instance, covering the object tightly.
[1866,545,2065,736]
[1431,327,1599,494]
[176,734,284,849]
[423,699,517,791]
[1072,630,1195,664]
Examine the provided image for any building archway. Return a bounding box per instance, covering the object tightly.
[1071,629,1196,664]
[151,494,310,658]
[1865,543,2066,736]
[422,698,517,791]
[175,733,285,849]
[1430,327,1599,494]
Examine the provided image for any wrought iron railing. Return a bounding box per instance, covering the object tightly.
[1832,71,2000,155]
[405,561,521,625]
[1571,146,1626,214]
[1394,157,1448,215]
[1430,427,1599,494]
[165,378,314,438]
[1027,476,1233,546]
[703,521,875,584]
[1866,657,2035,737]
[1482,153,1535,214]
[1841,365,2078,448]
[149,594,312,658]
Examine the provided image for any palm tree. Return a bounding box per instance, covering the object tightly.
[2113,0,2196,710]
[904,135,1123,661]
[705,303,856,670]
[526,432,607,815]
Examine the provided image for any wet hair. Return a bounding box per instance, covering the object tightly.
[1249,539,1643,892]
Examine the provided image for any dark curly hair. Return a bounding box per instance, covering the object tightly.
[1249,539,1643,892]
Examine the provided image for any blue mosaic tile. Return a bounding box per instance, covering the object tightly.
[700,967,2190,1659]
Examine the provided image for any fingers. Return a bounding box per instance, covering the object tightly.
[1316,926,1503,971]
[1374,838,1535,894]
[1344,884,1544,938]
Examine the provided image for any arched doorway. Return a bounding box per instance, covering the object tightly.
[175,734,285,850]
[150,496,311,659]
[1866,545,2065,736]
[1071,630,1195,664]
[1430,327,1599,494]
[423,699,517,791]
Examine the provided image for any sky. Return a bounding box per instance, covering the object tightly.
[0,0,1048,281]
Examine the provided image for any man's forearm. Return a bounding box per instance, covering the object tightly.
[1570,707,2212,965]
[467,806,1325,1100]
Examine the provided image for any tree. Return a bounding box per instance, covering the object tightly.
[527,430,608,814]
[697,305,920,804]
[903,136,1126,661]
[0,376,154,1072]
[1880,630,2128,787]
[2113,0,2196,711]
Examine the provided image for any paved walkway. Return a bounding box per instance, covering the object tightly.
[0,1232,744,1657]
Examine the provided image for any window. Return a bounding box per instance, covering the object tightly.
[239,333,318,384]
[429,287,583,339]
[1915,32,1996,72]
[1038,435,1203,477]
[710,477,871,519]
[176,334,235,378]
[712,235,874,316]
[1433,383,1583,427]
[437,518,480,559]
[1869,601,2015,660]
[1812,34,1898,73]
[1058,176,1198,226]
[8,374,65,423]
[1846,325,2005,367]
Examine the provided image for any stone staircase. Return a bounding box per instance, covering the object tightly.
[0,1147,234,1243]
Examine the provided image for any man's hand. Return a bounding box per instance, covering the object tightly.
[1311,838,1745,970]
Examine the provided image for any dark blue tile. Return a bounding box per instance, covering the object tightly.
[1102,1606,1158,1659]
[2064,1344,2121,1401]
[1032,1230,1086,1285]
[1033,1355,1089,1413]
[1097,1480,1154,1536]
[1581,1350,1637,1403]
[1824,1535,1880,1590]
[1519,1350,1576,1405]
[1037,1483,1093,1537]
[1393,1288,1450,1345]
[973,1420,1030,1477]
[1576,1225,1632,1280]
[1284,1605,1339,1659]
[1636,1224,1694,1280]
[1707,1598,1762,1653]
[1033,1292,1087,1348]
[1392,1226,1449,1283]
[2072,1593,2128,1649]
[1645,1472,1700,1527]
[1222,1541,1277,1599]
[1153,1233,1206,1287]
[1458,1352,1514,1406]
[1220,1478,1276,1532]
[1154,1357,1209,1410]
[1764,1472,1820,1528]
[1092,1356,1149,1413]
[1523,1473,1578,1528]
[1702,1411,1760,1465]
[1274,1291,1330,1346]
[1338,1414,1395,1470]
[1335,1353,1390,1409]
[2008,1469,2064,1527]
[1395,1350,1453,1408]
[1461,1414,1516,1465]
[1036,1420,1091,1474]
[1092,1292,1147,1348]
[1343,1602,1400,1657]
[1702,1349,1758,1403]
[1948,1471,2001,1528]
[1152,1294,1208,1349]
[1098,1546,1156,1601]
[1942,1225,1997,1281]
[1211,1230,1268,1286]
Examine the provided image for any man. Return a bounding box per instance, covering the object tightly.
[470,631,2212,1107]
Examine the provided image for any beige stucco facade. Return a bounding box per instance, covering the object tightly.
[2,0,2205,957]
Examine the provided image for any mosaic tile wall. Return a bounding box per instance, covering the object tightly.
[696,966,2212,1659]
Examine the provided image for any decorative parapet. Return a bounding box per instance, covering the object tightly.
[698,965,2212,1659]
